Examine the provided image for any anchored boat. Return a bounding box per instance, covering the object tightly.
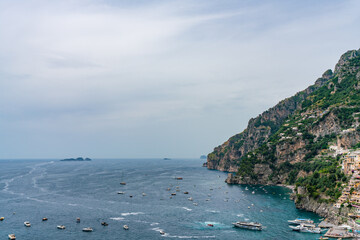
[233,221,262,231]
[8,234,16,240]
[24,221,31,227]
[288,218,314,225]
[57,225,66,230]
[289,224,322,234]
[82,227,93,232]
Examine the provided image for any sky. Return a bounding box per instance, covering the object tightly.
[0,0,360,159]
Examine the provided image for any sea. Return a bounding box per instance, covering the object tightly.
[0,158,322,240]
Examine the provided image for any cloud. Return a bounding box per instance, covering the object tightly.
[0,0,360,158]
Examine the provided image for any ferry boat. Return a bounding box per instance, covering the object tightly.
[8,234,16,240]
[57,225,66,230]
[232,221,262,231]
[24,221,31,227]
[289,224,322,233]
[82,227,93,232]
[123,225,129,230]
[288,218,314,225]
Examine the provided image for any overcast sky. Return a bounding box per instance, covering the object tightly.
[0,0,359,159]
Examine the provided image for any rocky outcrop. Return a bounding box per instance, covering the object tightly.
[294,187,352,225]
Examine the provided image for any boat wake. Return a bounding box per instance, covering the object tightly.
[121,212,144,216]
[110,217,125,221]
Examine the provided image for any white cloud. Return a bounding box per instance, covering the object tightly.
[0,0,360,158]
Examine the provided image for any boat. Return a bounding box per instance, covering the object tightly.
[82,227,93,232]
[207,224,214,227]
[188,197,193,201]
[117,191,125,194]
[57,225,66,229]
[142,192,147,196]
[193,203,198,206]
[76,217,81,223]
[8,234,16,240]
[252,191,255,194]
[232,221,262,231]
[318,237,329,240]
[184,191,189,194]
[160,230,166,235]
[289,224,322,233]
[0,217,4,221]
[171,193,176,196]
[120,182,126,185]
[101,222,108,226]
[24,221,31,227]
[176,177,183,180]
[288,218,314,225]
[123,225,129,230]
[42,217,48,221]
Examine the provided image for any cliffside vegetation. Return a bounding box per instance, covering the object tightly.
[208,49,360,204]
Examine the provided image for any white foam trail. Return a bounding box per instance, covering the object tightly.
[121,212,144,216]
[110,217,125,221]
[182,207,192,211]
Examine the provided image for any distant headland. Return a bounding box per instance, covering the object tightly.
[60,157,92,162]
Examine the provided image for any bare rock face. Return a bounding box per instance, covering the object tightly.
[335,49,360,83]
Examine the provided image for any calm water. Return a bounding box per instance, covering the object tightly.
[0,158,321,239]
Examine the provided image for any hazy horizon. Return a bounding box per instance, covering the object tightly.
[1,0,360,159]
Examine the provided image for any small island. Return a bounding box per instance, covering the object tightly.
[60,157,92,162]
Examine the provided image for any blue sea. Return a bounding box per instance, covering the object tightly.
[0,158,322,239]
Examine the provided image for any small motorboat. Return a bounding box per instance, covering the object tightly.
[120,182,126,185]
[171,193,176,196]
[129,195,133,198]
[101,222,108,226]
[318,237,329,240]
[184,191,189,194]
[8,233,16,240]
[207,224,214,227]
[160,230,166,235]
[42,217,48,221]
[8,234,16,240]
[0,217,4,221]
[123,225,129,230]
[188,197,193,201]
[24,221,31,227]
[117,191,125,194]
[82,227,93,232]
[176,177,183,180]
[76,217,81,223]
[57,225,66,230]
[142,192,147,196]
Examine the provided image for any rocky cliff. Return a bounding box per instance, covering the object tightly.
[208,49,360,184]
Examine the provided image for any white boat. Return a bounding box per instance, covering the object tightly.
[252,191,255,194]
[288,218,314,225]
[188,197,193,201]
[123,225,129,230]
[120,182,126,185]
[233,221,262,231]
[142,193,147,196]
[24,221,31,227]
[117,191,125,194]
[160,230,166,235]
[289,224,322,233]
[8,234,16,240]
[82,227,93,232]
[57,225,66,230]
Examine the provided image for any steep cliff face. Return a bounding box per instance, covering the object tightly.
[207,75,330,172]
[209,48,360,186]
